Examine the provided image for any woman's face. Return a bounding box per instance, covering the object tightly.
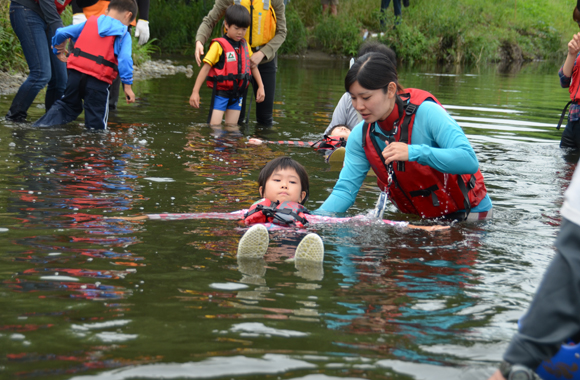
[349,81,397,123]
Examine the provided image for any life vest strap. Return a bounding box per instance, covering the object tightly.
[71,47,118,72]
[557,100,576,130]
[409,184,440,207]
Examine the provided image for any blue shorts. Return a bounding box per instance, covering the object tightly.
[213,95,243,111]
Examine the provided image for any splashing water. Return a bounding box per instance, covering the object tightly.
[371,190,389,219]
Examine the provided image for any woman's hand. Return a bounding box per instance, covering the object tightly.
[382,141,409,165]
[250,51,265,68]
[195,41,205,67]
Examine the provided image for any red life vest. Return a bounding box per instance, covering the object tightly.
[570,54,580,102]
[244,199,310,227]
[557,54,580,130]
[312,135,347,151]
[206,37,251,97]
[36,0,72,15]
[362,88,488,219]
[67,16,119,85]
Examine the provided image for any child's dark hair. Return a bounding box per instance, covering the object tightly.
[258,157,310,204]
[108,0,138,22]
[225,4,251,29]
[328,124,349,135]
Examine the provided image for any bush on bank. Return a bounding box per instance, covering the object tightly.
[0,0,578,72]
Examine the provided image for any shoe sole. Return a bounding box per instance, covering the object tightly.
[325,147,346,163]
[237,224,269,258]
[294,233,324,262]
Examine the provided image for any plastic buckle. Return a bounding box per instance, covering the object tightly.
[405,103,417,115]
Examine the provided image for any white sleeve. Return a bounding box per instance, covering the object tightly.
[561,160,580,227]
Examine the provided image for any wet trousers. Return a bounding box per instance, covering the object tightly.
[7,1,67,121]
[238,55,277,126]
[561,119,580,150]
[33,69,110,130]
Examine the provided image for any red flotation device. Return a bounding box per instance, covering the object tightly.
[243,199,309,227]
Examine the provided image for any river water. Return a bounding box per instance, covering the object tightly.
[0,58,577,380]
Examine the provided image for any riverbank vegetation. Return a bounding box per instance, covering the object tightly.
[0,0,578,72]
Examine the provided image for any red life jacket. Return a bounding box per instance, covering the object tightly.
[67,16,119,85]
[557,54,580,130]
[206,37,251,97]
[36,0,72,15]
[311,135,347,151]
[244,199,310,227]
[362,88,488,219]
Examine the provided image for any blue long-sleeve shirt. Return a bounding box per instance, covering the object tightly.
[52,15,133,85]
[319,100,492,214]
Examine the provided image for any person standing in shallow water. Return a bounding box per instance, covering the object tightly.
[194,0,286,127]
[557,2,580,150]
[317,52,493,222]
[5,0,72,122]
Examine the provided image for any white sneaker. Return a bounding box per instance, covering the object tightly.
[294,233,324,262]
[237,224,269,258]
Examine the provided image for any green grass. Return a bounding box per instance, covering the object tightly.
[1,0,579,71]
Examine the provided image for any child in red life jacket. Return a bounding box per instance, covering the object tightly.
[116,156,448,260]
[247,124,351,156]
[189,4,265,126]
[558,11,580,149]
[33,0,136,130]
[238,156,325,262]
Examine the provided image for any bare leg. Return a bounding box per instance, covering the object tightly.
[224,109,241,125]
[210,109,225,125]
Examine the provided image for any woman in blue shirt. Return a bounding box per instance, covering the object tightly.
[318,53,492,221]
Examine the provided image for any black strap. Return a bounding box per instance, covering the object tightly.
[399,102,418,144]
[457,175,474,218]
[557,100,575,130]
[409,184,440,207]
[71,47,118,72]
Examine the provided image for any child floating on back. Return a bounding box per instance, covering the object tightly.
[189,4,265,125]
[33,0,136,130]
[117,156,449,263]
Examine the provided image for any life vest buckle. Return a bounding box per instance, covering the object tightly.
[405,103,418,116]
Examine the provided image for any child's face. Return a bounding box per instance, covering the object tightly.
[225,22,247,42]
[260,167,306,204]
[330,126,351,140]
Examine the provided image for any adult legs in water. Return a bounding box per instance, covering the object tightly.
[238,56,277,126]
[561,119,580,150]
[6,2,66,121]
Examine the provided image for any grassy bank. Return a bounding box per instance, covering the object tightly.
[148,0,579,64]
[0,0,578,71]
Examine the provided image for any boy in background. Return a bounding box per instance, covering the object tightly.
[189,4,265,125]
[34,0,136,130]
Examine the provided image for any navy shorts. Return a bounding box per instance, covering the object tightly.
[213,95,243,111]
